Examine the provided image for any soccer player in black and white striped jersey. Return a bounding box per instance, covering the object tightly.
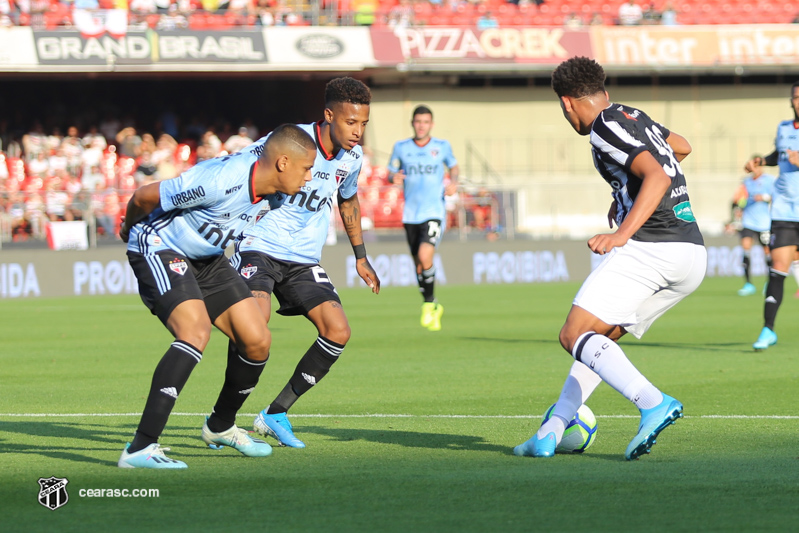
[514,57,707,461]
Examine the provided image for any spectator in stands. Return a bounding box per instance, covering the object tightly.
[477,11,499,30]
[28,151,50,179]
[81,136,104,177]
[388,0,413,29]
[224,126,254,154]
[618,0,643,25]
[352,0,377,25]
[197,128,222,161]
[589,12,605,25]
[82,164,105,191]
[116,127,142,158]
[661,2,678,25]
[156,4,189,29]
[45,127,63,154]
[130,0,158,17]
[256,1,276,26]
[641,3,660,25]
[45,179,72,222]
[564,11,583,28]
[134,150,159,184]
[152,133,178,166]
[8,192,31,241]
[139,132,157,156]
[22,122,47,161]
[48,147,68,176]
[82,125,107,150]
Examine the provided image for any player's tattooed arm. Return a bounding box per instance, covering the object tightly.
[338,191,381,294]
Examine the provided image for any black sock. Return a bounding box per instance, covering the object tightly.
[266,336,343,414]
[764,269,787,330]
[742,252,751,284]
[207,340,267,433]
[418,266,436,303]
[129,341,202,453]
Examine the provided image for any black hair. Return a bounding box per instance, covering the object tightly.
[551,56,606,99]
[268,123,316,153]
[791,81,799,95]
[412,105,433,119]
[325,77,372,108]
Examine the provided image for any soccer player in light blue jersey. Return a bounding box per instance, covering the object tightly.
[387,105,459,331]
[731,164,775,296]
[747,82,799,351]
[117,125,316,469]
[228,78,380,449]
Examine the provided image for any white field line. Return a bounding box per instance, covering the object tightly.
[0,413,797,419]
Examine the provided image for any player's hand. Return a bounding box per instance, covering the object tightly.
[356,258,381,294]
[444,182,458,196]
[744,157,762,173]
[119,218,130,243]
[787,150,799,168]
[607,202,618,229]
[392,170,405,187]
[587,232,627,255]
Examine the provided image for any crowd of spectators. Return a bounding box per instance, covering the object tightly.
[0,118,500,243]
[1,0,797,29]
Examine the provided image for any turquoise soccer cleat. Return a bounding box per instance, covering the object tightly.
[753,327,777,351]
[737,282,756,296]
[118,442,187,469]
[201,420,272,457]
[513,432,557,458]
[625,394,683,461]
[253,411,306,448]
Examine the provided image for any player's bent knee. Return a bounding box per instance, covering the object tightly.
[239,336,271,362]
[322,323,351,346]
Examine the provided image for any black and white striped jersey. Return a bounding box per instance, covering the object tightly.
[589,103,704,246]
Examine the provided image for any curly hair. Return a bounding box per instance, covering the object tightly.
[325,77,372,108]
[551,57,606,99]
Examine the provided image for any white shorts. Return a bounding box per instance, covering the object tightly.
[573,240,707,339]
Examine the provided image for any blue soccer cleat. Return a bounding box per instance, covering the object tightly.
[201,420,272,457]
[513,432,557,458]
[118,442,187,469]
[253,411,306,448]
[753,327,777,351]
[625,394,683,461]
[737,282,756,296]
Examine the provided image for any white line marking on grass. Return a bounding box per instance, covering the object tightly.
[0,413,797,419]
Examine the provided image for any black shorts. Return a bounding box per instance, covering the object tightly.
[740,228,770,247]
[769,220,799,250]
[128,250,252,325]
[404,220,442,257]
[233,251,340,316]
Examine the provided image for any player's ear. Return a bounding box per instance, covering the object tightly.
[324,107,334,124]
[560,96,573,112]
[276,154,289,171]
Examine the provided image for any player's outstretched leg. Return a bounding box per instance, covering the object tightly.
[201,419,272,457]
[753,326,778,351]
[118,442,187,469]
[625,393,683,461]
[254,411,306,448]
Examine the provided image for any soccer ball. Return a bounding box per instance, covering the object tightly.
[541,404,598,453]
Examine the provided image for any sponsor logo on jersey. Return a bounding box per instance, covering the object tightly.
[169,258,188,275]
[241,264,257,279]
[346,150,360,159]
[289,188,331,213]
[405,163,438,176]
[673,201,696,222]
[221,213,231,219]
[170,186,206,207]
[670,185,688,198]
[314,170,330,180]
[225,184,243,195]
[621,110,639,121]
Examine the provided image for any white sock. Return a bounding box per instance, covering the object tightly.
[575,332,663,410]
[791,261,799,286]
[536,361,603,441]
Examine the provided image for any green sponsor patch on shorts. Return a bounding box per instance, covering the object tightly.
[673,201,696,222]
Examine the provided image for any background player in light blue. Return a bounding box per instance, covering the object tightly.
[229,77,380,448]
[387,105,459,331]
[746,81,799,351]
[117,125,316,468]
[731,164,775,296]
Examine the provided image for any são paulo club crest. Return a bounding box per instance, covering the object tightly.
[169,258,188,275]
[38,477,69,511]
[240,264,258,279]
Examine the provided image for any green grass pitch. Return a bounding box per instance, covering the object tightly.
[2,276,798,532]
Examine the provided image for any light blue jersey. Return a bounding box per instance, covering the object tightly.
[388,137,457,224]
[127,140,272,259]
[238,122,361,264]
[741,174,776,232]
[771,120,799,222]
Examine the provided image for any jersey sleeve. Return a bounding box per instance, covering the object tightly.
[590,112,647,170]
[158,164,219,212]
[339,157,362,201]
[443,141,458,169]
[387,142,402,174]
